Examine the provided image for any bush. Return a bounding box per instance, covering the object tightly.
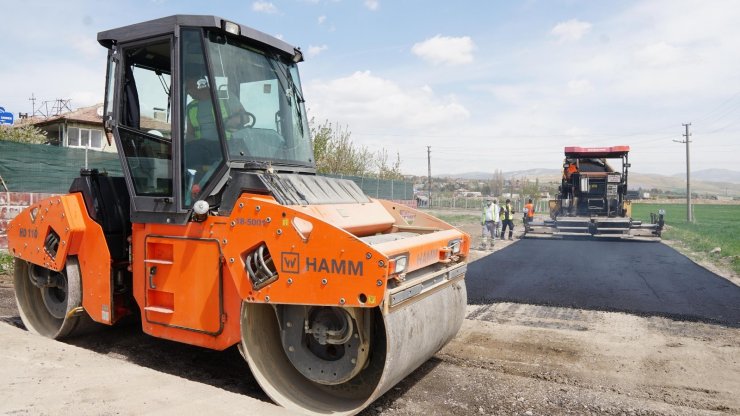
[0,124,48,144]
[0,252,13,275]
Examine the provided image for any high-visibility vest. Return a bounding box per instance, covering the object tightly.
[525,203,534,218]
[482,205,495,222]
[187,99,232,140]
[503,203,514,220]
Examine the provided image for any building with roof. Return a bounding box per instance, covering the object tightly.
[16,103,170,154]
[15,104,115,153]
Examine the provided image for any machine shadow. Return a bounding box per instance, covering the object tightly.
[466,238,740,328]
[58,321,273,402]
[2,316,440,412]
[0,315,24,329]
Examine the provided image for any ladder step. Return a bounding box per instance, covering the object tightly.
[144,259,174,265]
[145,306,174,314]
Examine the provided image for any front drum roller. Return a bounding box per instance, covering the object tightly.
[240,279,467,415]
[13,257,98,339]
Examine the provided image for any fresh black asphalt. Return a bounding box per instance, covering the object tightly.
[466,239,740,327]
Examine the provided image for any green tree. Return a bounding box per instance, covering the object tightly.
[310,118,404,179]
[0,124,48,144]
[374,149,403,180]
[522,177,540,200]
[490,169,505,197]
[311,118,371,176]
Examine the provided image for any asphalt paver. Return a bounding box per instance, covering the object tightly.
[467,239,740,327]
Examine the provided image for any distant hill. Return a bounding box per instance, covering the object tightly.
[440,171,493,180]
[439,169,740,197]
[440,169,561,181]
[503,169,562,180]
[672,169,740,184]
[630,172,740,196]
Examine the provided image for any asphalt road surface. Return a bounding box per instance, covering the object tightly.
[467,239,740,327]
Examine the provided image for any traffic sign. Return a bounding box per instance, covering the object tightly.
[0,106,14,125]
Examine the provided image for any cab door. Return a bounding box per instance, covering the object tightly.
[107,35,226,335]
[111,35,189,225]
[143,236,223,334]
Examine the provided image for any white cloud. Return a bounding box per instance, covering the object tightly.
[307,44,328,57]
[364,0,379,11]
[567,79,593,96]
[306,71,470,131]
[633,41,684,67]
[411,35,475,66]
[550,19,592,43]
[68,34,100,59]
[563,126,592,138]
[252,1,278,14]
[1,60,103,114]
[318,15,327,25]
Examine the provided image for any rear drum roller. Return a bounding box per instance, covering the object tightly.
[13,257,98,339]
[240,279,467,415]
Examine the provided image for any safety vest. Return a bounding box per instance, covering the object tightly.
[187,99,231,140]
[503,203,514,220]
[482,205,495,222]
[524,203,534,218]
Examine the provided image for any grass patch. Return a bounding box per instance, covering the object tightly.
[0,251,14,275]
[632,203,740,274]
[426,211,480,225]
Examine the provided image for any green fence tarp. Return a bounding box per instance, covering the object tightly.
[325,174,414,200]
[0,141,414,200]
[0,141,122,193]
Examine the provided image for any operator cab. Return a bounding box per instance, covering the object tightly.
[98,15,312,224]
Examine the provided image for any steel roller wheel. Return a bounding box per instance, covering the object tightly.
[13,257,97,339]
[240,279,467,415]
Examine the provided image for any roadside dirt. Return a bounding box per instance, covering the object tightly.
[0,212,738,415]
[367,304,739,415]
[0,272,15,318]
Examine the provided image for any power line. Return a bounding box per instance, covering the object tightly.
[673,123,692,222]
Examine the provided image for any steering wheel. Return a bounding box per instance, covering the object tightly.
[242,111,256,128]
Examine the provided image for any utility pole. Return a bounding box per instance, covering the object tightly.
[427,146,432,208]
[28,93,36,116]
[674,123,692,222]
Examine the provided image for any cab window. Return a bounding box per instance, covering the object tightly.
[119,38,173,196]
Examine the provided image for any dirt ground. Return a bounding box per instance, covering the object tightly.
[0,213,738,415]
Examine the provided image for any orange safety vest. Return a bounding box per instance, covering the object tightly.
[525,202,534,218]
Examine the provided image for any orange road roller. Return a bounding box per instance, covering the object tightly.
[6,15,470,415]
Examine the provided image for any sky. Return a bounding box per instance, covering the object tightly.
[1,0,739,177]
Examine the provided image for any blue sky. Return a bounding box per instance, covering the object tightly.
[2,0,739,176]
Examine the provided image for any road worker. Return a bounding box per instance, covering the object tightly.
[523,198,535,230]
[480,200,496,250]
[501,199,515,240]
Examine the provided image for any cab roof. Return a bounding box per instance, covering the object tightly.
[564,146,630,158]
[97,14,300,59]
